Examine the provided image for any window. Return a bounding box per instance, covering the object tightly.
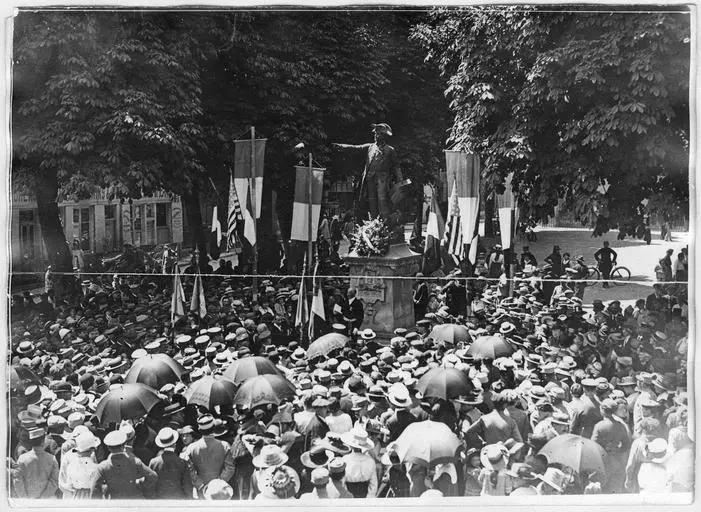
[80,208,90,238]
[73,209,80,224]
[19,210,34,223]
[105,204,116,219]
[134,205,142,231]
[146,204,154,218]
[156,203,168,227]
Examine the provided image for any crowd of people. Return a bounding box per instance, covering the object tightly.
[8,238,693,500]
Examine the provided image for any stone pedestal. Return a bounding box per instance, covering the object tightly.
[345,243,421,341]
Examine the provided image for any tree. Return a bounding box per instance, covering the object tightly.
[413,7,690,236]
[13,11,218,279]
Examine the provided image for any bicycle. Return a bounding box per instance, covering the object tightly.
[587,262,631,287]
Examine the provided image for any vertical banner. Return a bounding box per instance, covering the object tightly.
[291,166,325,242]
[445,150,481,262]
[497,173,516,249]
[233,139,266,219]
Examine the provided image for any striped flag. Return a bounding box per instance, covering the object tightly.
[190,273,207,320]
[442,177,464,265]
[309,261,326,340]
[445,150,481,263]
[422,186,445,274]
[291,165,325,242]
[234,139,266,246]
[226,171,243,253]
[170,264,185,326]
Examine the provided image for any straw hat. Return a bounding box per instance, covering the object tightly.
[204,479,234,500]
[74,431,101,453]
[386,382,412,408]
[537,467,567,492]
[300,444,335,469]
[155,427,179,448]
[341,426,375,451]
[252,444,289,469]
[480,443,509,471]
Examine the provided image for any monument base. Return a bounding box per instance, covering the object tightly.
[345,243,422,342]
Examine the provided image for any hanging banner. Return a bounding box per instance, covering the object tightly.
[291,166,325,242]
[497,173,516,249]
[233,138,266,219]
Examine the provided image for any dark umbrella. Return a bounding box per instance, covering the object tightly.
[428,324,471,346]
[416,367,473,400]
[185,375,237,411]
[94,383,162,426]
[539,434,607,480]
[10,366,40,390]
[222,356,281,384]
[234,374,296,409]
[124,354,184,389]
[306,333,349,360]
[467,334,514,359]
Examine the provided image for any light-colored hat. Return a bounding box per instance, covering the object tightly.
[386,382,412,408]
[74,431,101,453]
[537,467,567,492]
[252,444,289,469]
[360,328,377,340]
[103,430,127,448]
[341,426,375,451]
[480,443,509,471]
[204,479,234,500]
[156,427,179,448]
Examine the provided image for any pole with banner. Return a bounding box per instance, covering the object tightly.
[291,160,325,274]
[497,173,516,295]
[250,126,258,300]
[308,152,313,274]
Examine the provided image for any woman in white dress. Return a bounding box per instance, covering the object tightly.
[59,431,101,499]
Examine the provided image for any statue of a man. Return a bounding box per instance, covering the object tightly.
[333,123,404,220]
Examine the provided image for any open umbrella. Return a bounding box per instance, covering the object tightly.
[416,367,473,400]
[222,356,281,384]
[391,420,462,468]
[10,366,40,390]
[539,434,607,479]
[428,324,471,346]
[125,354,184,389]
[467,334,514,359]
[94,383,162,426]
[306,333,349,360]
[234,374,296,409]
[185,375,237,411]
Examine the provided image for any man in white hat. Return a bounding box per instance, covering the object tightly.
[148,427,193,499]
[92,430,157,499]
[12,427,59,498]
[384,383,418,442]
[181,415,230,497]
[341,426,378,498]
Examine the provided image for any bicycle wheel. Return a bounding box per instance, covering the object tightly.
[586,266,600,287]
[610,266,631,286]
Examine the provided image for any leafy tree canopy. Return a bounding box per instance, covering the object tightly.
[413,6,690,235]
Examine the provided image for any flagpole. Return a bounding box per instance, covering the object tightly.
[307,151,314,274]
[251,126,258,301]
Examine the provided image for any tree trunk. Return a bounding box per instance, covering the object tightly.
[484,194,495,238]
[34,170,73,297]
[182,184,209,272]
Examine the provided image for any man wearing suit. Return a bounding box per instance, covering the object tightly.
[464,392,523,445]
[149,427,193,499]
[181,415,230,496]
[12,427,59,498]
[343,288,364,332]
[92,430,157,499]
[569,379,603,439]
[412,273,429,322]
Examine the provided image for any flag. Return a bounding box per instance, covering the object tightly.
[291,165,325,242]
[190,273,207,320]
[445,150,480,262]
[234,139,266,246]
[442,177,464,265]
[294,253,308,331]
[497,173,516,249]
[170,264,185,326]
[309,261,326,340]
[423,187,445,274]
[209,206,222,260]
[226,171,243,253]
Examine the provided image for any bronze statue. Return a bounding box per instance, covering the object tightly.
[333,123,409,222]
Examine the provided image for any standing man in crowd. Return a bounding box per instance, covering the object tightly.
[412,273,429,321]
[594,241,618,288]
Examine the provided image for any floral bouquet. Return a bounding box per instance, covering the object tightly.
[352,217,391,256]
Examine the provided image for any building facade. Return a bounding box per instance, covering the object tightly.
[11,189,184,273]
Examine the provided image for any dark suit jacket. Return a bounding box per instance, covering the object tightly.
[570,395,603,439]
[149,450,193,499]
[94,452,157,499]
[345,298,364,331]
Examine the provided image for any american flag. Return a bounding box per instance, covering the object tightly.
[442,178,464,264]
[227,171,243,252]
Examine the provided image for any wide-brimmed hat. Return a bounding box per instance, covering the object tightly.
[386,382,412,408]
[341,426,374,451]
[204,479,234,500]
[197,414,216,432]
[454,390,483,406]
[499,322,516,335]
[371,123,393,136]
[537,467,567,492]
[300,444,335,469]
[360,328,376,340]
[505,462,538,480]
[252,444,289,469]
[74,431,101,453]
[259,466,300,498]
[156,427,179,448]
[480,443,509,471]
[645,437,668,463]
